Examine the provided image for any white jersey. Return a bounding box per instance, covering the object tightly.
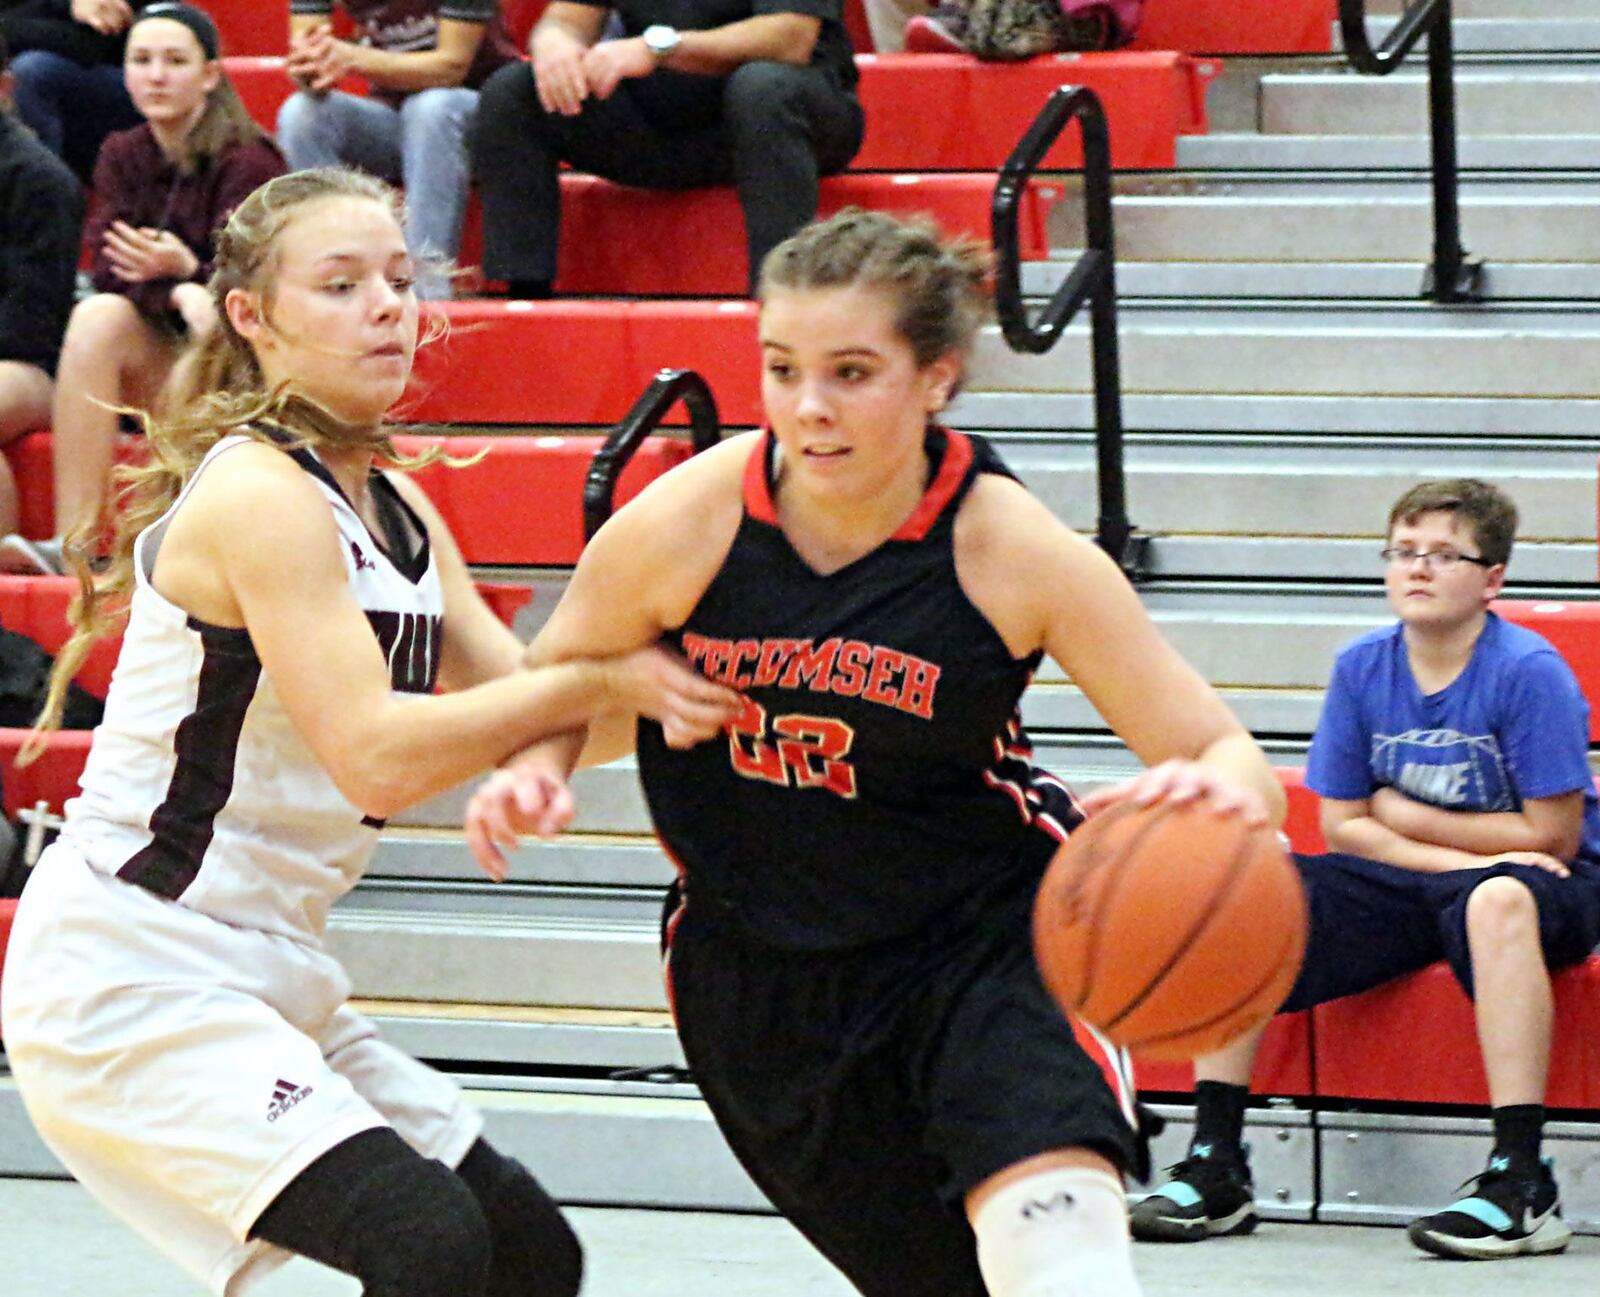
[62,433,444,945]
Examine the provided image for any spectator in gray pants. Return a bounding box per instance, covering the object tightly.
[276,0,522,298]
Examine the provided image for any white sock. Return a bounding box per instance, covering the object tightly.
[972,1166,1144,1297]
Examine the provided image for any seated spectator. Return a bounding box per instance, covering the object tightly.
[0,28,84,535]
[276,0,521,299]
[1131,478,1600,1261]
[470,0,863,298]
[0,2,283,575]
[0,0,146,181]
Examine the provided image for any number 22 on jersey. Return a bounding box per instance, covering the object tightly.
[729,697,859,799]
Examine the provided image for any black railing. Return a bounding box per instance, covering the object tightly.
[1340,0,1484,303]
[993,85,1145,580]
[583,368,721,540]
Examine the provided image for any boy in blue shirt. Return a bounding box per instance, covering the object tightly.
[1132,478,1600,1259]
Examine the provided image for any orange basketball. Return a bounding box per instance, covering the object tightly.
[1032,798,1307,1061]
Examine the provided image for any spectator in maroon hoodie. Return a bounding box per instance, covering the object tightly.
[0,2,284,574]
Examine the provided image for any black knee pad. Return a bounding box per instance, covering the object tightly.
[457,1139,584,1297]
[252,1128,492,1297]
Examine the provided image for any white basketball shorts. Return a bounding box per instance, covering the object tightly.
[1,844,482,1295]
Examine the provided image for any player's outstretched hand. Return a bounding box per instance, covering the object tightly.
[1079,758,1271,827]
[465,760,575,881]
[605,645,743,749]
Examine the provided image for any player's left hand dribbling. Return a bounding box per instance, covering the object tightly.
[465,762,576,881]
[1080,759,1271,827]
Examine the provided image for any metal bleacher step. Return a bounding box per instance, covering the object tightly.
[1261,66,1600,136]
[1357,16,1600,54]
[947,388,1600,437]
[1044,183,1600,265]
[968,305,1600,399]
[1176,131,1600,171]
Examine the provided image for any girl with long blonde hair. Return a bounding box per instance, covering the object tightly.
[2,165,740,1296]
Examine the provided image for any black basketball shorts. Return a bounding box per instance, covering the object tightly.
[663,886,1139,1297]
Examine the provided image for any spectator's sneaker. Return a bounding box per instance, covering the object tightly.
[0,535,64,576]
[1407,1156,1572,1260]
[1130,1143,1258,1243]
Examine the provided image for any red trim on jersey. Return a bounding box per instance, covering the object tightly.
[742,432,780,525]
[891,428,974,542]
[1071,1017,1140,1132]
[741,427,976,540]
[656,835,690,1024]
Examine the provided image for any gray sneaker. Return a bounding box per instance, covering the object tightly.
[0,535,66,575]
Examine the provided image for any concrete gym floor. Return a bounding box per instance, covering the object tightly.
[0,1177,1588,1296]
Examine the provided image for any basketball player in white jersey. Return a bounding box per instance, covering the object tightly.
[0,167,741,1296]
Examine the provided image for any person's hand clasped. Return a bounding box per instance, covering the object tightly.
[72,0,131,36]
[581,38,655,101]
[103,222,199,284]
[605,645,743,750]
[287,25,356,94]
[1078,758,1272,827]
[465,760,577,881]
[532,34,592,116]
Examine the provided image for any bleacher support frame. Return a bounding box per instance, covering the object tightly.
[1340,0,1485,303]
[992,86,1148,581]
[583,368,723,541]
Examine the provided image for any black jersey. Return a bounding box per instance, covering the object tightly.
[636,427,1083,951]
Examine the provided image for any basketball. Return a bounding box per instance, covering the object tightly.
[1032,799,1307,1061]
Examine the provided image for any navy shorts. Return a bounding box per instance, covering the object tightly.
[1281,852,1600,1011]
[664,884,1138,1297]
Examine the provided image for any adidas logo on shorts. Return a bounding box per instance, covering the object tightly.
[267,1078,314,1123]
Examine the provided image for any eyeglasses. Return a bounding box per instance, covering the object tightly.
[1379,547,1494,572]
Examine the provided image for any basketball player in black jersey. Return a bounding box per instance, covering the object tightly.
[467,208,1287,1297]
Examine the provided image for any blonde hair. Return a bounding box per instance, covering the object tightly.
[758,207,993,385]
[28,168,449,752]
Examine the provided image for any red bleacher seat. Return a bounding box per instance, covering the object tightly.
[211,3,290,56]
[0,727,92,819]
[394,433,692,564]
[1494,598,1600,742]
[1133,0,1335,55]
[1313,957,1600,1108]
[3,431,144,541]
[1135,1012,1314,1097]
[854,53,1216,171]
[536,172,1057,296]
[227,52,1214,173]
[408,301,761,427]
[1273,765,1326,855]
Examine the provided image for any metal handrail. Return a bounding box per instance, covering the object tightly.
[1339,0,1484,303]
[583,368,721,541]
[992,85,1144,580]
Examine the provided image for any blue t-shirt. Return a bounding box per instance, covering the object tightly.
[1306,613,1600,861]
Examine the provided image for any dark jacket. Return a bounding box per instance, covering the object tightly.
[0,112,83,374]
[0,0,153,67]
[86,124,286,318]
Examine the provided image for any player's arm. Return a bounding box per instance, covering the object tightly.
[157,445,733,819]
[386,471,523,690]
[955,477,1285,825]
[515,432,755,764]
[465,435,752,874]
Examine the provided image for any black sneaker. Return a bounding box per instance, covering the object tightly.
[1407,1155,1572,1260]
[1129,1142,1258,1243]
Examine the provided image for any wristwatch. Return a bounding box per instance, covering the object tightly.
[642,23,682,61]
